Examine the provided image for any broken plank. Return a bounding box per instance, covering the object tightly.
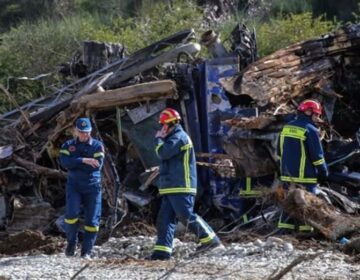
[73,80,178,110]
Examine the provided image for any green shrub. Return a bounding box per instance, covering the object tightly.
[257,13,337,56]
[0,14,114,112]
[0,0,202,113]
[110,0,203,52]
[218,12,337,57]
[270,0,312,16]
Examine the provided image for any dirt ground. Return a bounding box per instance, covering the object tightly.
[0,225,336,258]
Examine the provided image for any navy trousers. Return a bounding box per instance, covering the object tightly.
[153,194,217,257]
[65,183,102,255]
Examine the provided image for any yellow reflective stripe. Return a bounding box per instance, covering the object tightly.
[280,134,284,156]
[60,149,70,156]
[84,225,99,232]
[154,245,172,253]
[197,222,215,244]
[281,125,307,140]
[243,214,249,223]
[313,158,325,166]
[299,225,314,232]
[159,188,196,195]
[197,216,216,244]
[93,152,104,158]
[180,144,192,151]
[183,148,191,188]
[196,216,216,244]
[277,222,295,230]
[299,140,306,179]
[155,143,163,155]
[64,218,79,224]
[239,190,262,196]
[200,232,216,244]
[280,176,317,183]
[279,134,284,171]
[278,213,295,230]
[246,177,251,192]
[281,132,306,141]
[239,177,262,196]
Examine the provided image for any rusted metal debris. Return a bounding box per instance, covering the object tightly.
[0,30,196,239]
[1,22,360,254]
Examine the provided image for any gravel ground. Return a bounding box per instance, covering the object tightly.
[1,235,360,280]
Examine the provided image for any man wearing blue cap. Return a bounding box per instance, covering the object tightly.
[59,117,105,258]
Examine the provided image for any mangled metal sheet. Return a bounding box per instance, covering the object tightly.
[7,196,55,233]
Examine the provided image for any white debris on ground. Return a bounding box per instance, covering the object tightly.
[0,236,359,280]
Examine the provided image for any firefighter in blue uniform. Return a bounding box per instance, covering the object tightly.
[150,108,222,260]
[59,118,105,258]
[278,99,328,231]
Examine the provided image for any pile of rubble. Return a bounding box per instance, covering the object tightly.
[1,21,360,255]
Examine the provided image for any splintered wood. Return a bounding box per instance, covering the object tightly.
[275,187,360,240]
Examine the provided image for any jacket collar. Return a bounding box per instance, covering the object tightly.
[298,113,316,126]
[165,124,182,138]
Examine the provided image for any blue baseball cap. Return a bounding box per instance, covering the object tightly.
[76,118,92,132]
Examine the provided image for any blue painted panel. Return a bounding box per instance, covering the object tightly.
[200,57,242,214]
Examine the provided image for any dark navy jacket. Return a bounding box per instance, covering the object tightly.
[279,114,328,184]
[155,124,197,195]
[59,137,105,188]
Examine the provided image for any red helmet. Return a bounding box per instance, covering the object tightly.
[159,108,181,124]
[297,99,322,115]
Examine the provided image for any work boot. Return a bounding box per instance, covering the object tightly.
[146,253,171,261]
[81,253,92,260]
[65,244,76,257]
[196,238,223,253]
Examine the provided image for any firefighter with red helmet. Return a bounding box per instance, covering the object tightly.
[277,99,328,231]
[150,108,222,260]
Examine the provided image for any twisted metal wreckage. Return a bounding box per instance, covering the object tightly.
[1,23,360,248]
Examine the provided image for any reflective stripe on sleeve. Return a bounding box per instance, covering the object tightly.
[299,141,306,179]
[180,144,192,151]
[313,158,325,166]
[183,148,191,188]
[60,149,70,156]
[155,143,163,155]
[93,152,105,158]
